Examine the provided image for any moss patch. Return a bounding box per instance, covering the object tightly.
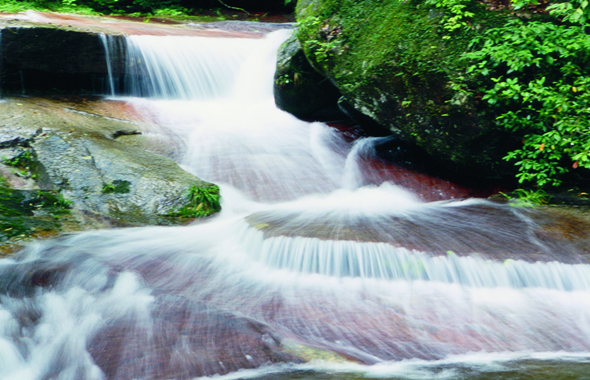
[102,180,131,194]
[281,339,350,363]
[0,186,72,244]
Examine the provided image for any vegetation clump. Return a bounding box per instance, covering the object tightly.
[462,0,590,188]
[101,179,131,194]
[169,185,221,218]
[498,188,551,208]
[2,150,36,178]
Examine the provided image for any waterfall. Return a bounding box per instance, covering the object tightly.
[117,30,350,202]
[99,33,116,96]
[121,35,259,99]
[1,28,590,380]
[245,231,590,289]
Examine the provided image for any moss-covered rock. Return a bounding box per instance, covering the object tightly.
[0,97,220,242]
[290,0,516,178]
[0,186,68,231]
[0,185,74,254]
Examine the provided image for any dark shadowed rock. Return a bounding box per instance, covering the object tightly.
[2,27,108,74]
[0,24,126,95]
[273,33,345,122]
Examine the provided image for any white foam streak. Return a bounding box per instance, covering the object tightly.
[342,137,378,189]
[192,351,590,380]
[99,34,116,96]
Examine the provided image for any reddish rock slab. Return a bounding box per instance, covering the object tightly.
[0,11,268,37]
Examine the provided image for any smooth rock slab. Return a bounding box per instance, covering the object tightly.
[0,97,215,226]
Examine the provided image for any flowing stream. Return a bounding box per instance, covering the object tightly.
[1,29,590,380]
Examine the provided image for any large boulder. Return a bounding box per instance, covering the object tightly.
[283,0,517,179]
[0,97,218,229]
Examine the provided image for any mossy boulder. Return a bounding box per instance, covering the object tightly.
[289,0,517,178]
[0,97,220,235]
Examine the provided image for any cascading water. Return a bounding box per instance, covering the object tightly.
[1,27,590,380]
[99,34,117,97]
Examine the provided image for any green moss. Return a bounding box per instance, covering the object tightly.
[0,186,72,242]
[281,339,349,363]
[2,150,34,168]
[101,180,131,194]
[2,149,37,178]
[296,0,473,91]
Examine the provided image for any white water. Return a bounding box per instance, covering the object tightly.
[99,33,116,97]
[1,29,590,379]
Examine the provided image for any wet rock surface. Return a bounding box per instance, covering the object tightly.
[247,201,590,264]
[0,25,122,95]
[0,97,216,250]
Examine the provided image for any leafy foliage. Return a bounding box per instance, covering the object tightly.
[499,188,551,207]
[547,0,590,24]
[425,0,476,32]
[2,150,34,168]
[0,0,98,14]
[2,150,37,178]
[465,12,590,187]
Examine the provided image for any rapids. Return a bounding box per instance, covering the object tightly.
[1,28,590,380]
